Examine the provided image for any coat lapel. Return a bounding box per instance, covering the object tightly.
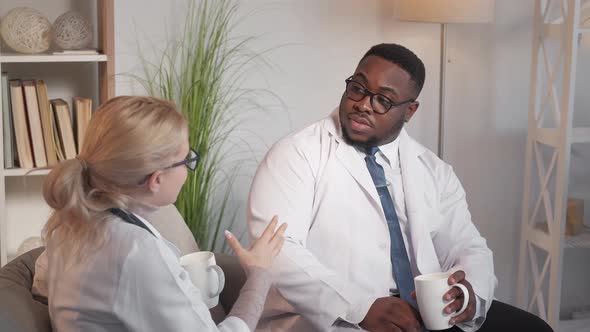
[325,111,443,275]
[324,110,382,209]
[398,130,427,214]
[335,143,383,206]
[398,130,442,275]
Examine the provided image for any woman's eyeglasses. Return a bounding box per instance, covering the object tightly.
[165,148,200,171]
[139,148,200,185]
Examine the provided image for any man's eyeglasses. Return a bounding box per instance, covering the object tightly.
[344,77,415,114]
[165,148,200,171]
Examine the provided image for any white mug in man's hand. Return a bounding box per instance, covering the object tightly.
[414,272,470,330]
[180,251,225,308]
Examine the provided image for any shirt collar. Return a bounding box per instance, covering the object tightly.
[378,136,400,168]
[354,135,401,168]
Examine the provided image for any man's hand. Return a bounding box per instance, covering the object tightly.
[359,297,421,332]
[444,270,476,325]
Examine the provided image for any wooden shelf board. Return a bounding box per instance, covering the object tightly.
[3,168,51,177]
[542,23,562,40]
[534,128,558,146]
[560,317,590,332]
[572,127,590,143]
[0,53,108,63]
[532,224,590,249]
[532,127,590,145]
[529,224,552,250]
[564,227,590,249]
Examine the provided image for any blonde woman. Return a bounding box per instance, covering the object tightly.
[41,96,286,332]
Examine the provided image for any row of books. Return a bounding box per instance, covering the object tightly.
[1,73,93,169]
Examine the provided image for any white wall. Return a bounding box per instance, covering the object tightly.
[114,0,441,248]
[442,0,534,305]
[113,0,544,307]
[4,0,587,317]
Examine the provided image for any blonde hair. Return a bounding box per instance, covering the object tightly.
[42,96,188,259]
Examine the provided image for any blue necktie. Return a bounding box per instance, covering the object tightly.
[364,147,416,306]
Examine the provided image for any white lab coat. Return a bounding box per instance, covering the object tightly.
[248,110,497,332]
[42,214,248,332]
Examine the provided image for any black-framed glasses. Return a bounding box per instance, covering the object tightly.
[165,148,200,171]
[344,77,415,114]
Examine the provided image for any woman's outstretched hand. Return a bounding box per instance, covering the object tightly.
[225,216,287,271]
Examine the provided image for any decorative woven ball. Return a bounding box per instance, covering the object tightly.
[0,7,51,54]
[53,11,92,50]
[16,236,43,256]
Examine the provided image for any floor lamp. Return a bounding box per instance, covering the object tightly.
[395,0,495,159]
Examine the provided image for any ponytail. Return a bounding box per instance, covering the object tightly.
[42,158,105,259]
[43,158,87,211]
[41,96,187,260]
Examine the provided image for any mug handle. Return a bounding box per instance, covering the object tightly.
[449,283,470,317]
[206,265,226,298]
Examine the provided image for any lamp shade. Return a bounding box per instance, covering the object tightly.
[395,0,495,24]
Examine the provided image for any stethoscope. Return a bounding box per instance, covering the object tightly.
[109,208,156,237]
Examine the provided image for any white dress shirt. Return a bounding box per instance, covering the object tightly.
[43,213,249,332]
[355,137,407,294]
[357,139,485,327]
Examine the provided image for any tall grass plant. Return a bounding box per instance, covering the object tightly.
[132,0,267,252]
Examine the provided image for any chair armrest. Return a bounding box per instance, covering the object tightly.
[215,253,246,313]
[0,247,51,332]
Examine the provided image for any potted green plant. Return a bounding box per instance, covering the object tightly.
[132,0,265,252]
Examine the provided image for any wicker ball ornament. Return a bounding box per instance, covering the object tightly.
[53,11,92,50]
[0,7,52,54]
[16,236,43,256]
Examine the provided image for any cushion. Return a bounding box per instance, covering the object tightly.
[0,247,51,332]
[145,204,200,255]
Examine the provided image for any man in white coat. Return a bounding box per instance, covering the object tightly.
[248,44,553,332]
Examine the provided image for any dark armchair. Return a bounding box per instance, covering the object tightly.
[0,247,246,331]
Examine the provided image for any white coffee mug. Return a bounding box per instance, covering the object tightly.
[180,251,225,308]
[414,272,470,330]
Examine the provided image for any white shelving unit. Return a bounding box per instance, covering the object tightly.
[563,227,590,248]
[0,0,114,267]
[517,0,590,330]
[0,53,108,63]
[3,169,51,177]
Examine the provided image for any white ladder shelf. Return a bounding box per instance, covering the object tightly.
[517,0,590,330]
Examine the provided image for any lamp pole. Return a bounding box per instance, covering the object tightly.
[395,0,495,159]
[438,23,448,159]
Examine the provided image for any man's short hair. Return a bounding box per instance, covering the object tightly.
[361,43,426,97]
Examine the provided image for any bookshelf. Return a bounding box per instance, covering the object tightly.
[0,0,114,266]
[0,53,108,63]
[3,168,51,177]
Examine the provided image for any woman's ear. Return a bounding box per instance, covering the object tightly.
[146,170,163,193]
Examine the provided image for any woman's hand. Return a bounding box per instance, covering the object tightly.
[225,216,287,271]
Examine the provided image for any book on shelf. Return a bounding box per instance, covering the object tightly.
[2,73,15,169]
[49,102,65,162]
[9,80,33,169]
[73,97,92,154]
[35,80,58,166]
[50,99,77,160]
[22,80,47,168]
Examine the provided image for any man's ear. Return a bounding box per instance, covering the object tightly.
[404,101,420,122]
[146,170,163,193]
